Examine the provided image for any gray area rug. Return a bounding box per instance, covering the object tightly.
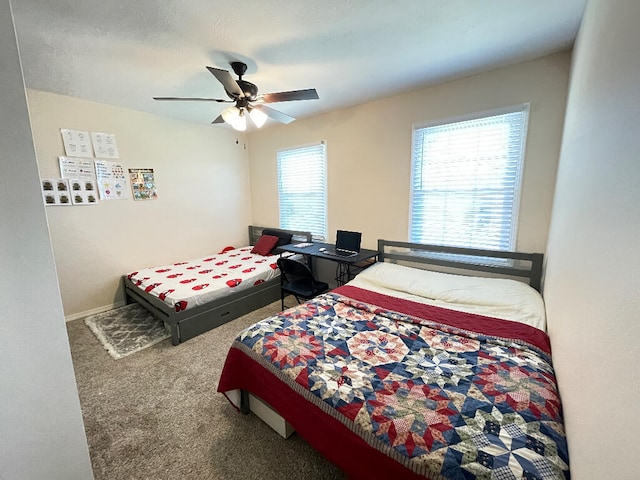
[84,304,170,359]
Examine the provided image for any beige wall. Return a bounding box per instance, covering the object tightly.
[28,90,251,318]
[248,52,571,254]
[30,52,571,319]
[544,0,640,477]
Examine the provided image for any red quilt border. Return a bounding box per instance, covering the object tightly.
[333,285,551,355]
[218,346,427,480]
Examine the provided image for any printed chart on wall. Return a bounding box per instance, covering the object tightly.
[95,160,129,200]
[60,129,94,157]
[129,168,157,200]
[59,156,98,205]
[91,132,119,159]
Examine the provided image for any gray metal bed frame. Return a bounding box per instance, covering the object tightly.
[123,225,312,345]
[377,239,543,292]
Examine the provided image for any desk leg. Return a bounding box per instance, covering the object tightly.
[336,262,349,286]
[336,257,377,286]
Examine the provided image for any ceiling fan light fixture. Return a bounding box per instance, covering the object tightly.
[221,106,247,131]
[249,107,268,128]
[234,111,247,131]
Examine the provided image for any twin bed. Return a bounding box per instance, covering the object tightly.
[123,226,311,345]
[217,240,569,479]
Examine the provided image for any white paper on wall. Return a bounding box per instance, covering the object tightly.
[68,178,99,205]
[95,159,129,200]
[91,132,119,159]
[41,178,72,206]
[59,156,96,179]
[60,129,94,157]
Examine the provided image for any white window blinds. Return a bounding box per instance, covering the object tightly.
[410,105,529,251]
[277,142,327,240]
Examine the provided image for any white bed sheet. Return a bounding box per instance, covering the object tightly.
[127,247,280,312]
[347,262,547,331]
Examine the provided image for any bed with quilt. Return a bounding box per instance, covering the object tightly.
[217,240,569,479]
[123,225,310,345]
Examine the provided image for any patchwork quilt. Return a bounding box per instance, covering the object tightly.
[218,286,569,480]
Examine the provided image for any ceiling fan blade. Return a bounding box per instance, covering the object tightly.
[260,106,296,124]
[153,96,232,102]
[206,66,244,98]
[260,88,319,103]
[211,115,225,124]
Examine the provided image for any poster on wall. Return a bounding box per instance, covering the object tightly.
[60,129,93,157]
[95,159,129,200]
[41,178,72,206]
[129,168,158,200]
[91,132,119,159]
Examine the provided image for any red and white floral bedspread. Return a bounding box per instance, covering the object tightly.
[126,247,279,312]
[218,285,569,480]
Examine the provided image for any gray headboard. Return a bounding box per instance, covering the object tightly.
[248,225,312,246]
[378,239,544,292]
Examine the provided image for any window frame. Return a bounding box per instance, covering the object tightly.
[277,141,327,241]
[408,104,530,252]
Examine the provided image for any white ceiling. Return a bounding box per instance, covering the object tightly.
[11,0,586,129]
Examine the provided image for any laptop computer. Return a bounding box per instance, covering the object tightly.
[324,230,362,257]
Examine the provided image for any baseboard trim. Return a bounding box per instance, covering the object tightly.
[65,301,127,322]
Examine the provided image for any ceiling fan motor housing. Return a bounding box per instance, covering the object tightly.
[225,61,258,102]
[234,80,258,101]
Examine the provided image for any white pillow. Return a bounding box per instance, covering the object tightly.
[351,262,547,330]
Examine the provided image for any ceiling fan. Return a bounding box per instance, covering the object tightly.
[153,61,319,131]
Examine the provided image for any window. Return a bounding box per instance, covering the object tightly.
[277,141,327,240]
[409,105,529,251]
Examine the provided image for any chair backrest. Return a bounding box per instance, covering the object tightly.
[277,257,314,283]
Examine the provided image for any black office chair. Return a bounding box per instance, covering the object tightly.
[277,257,329,310]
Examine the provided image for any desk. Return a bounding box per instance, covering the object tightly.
[279,242,378,286]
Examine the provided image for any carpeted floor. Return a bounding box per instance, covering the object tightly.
[67,301,346,480]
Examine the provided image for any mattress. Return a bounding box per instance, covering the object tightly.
[126,246,280,312]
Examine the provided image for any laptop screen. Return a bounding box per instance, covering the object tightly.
[335,230,362,253]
